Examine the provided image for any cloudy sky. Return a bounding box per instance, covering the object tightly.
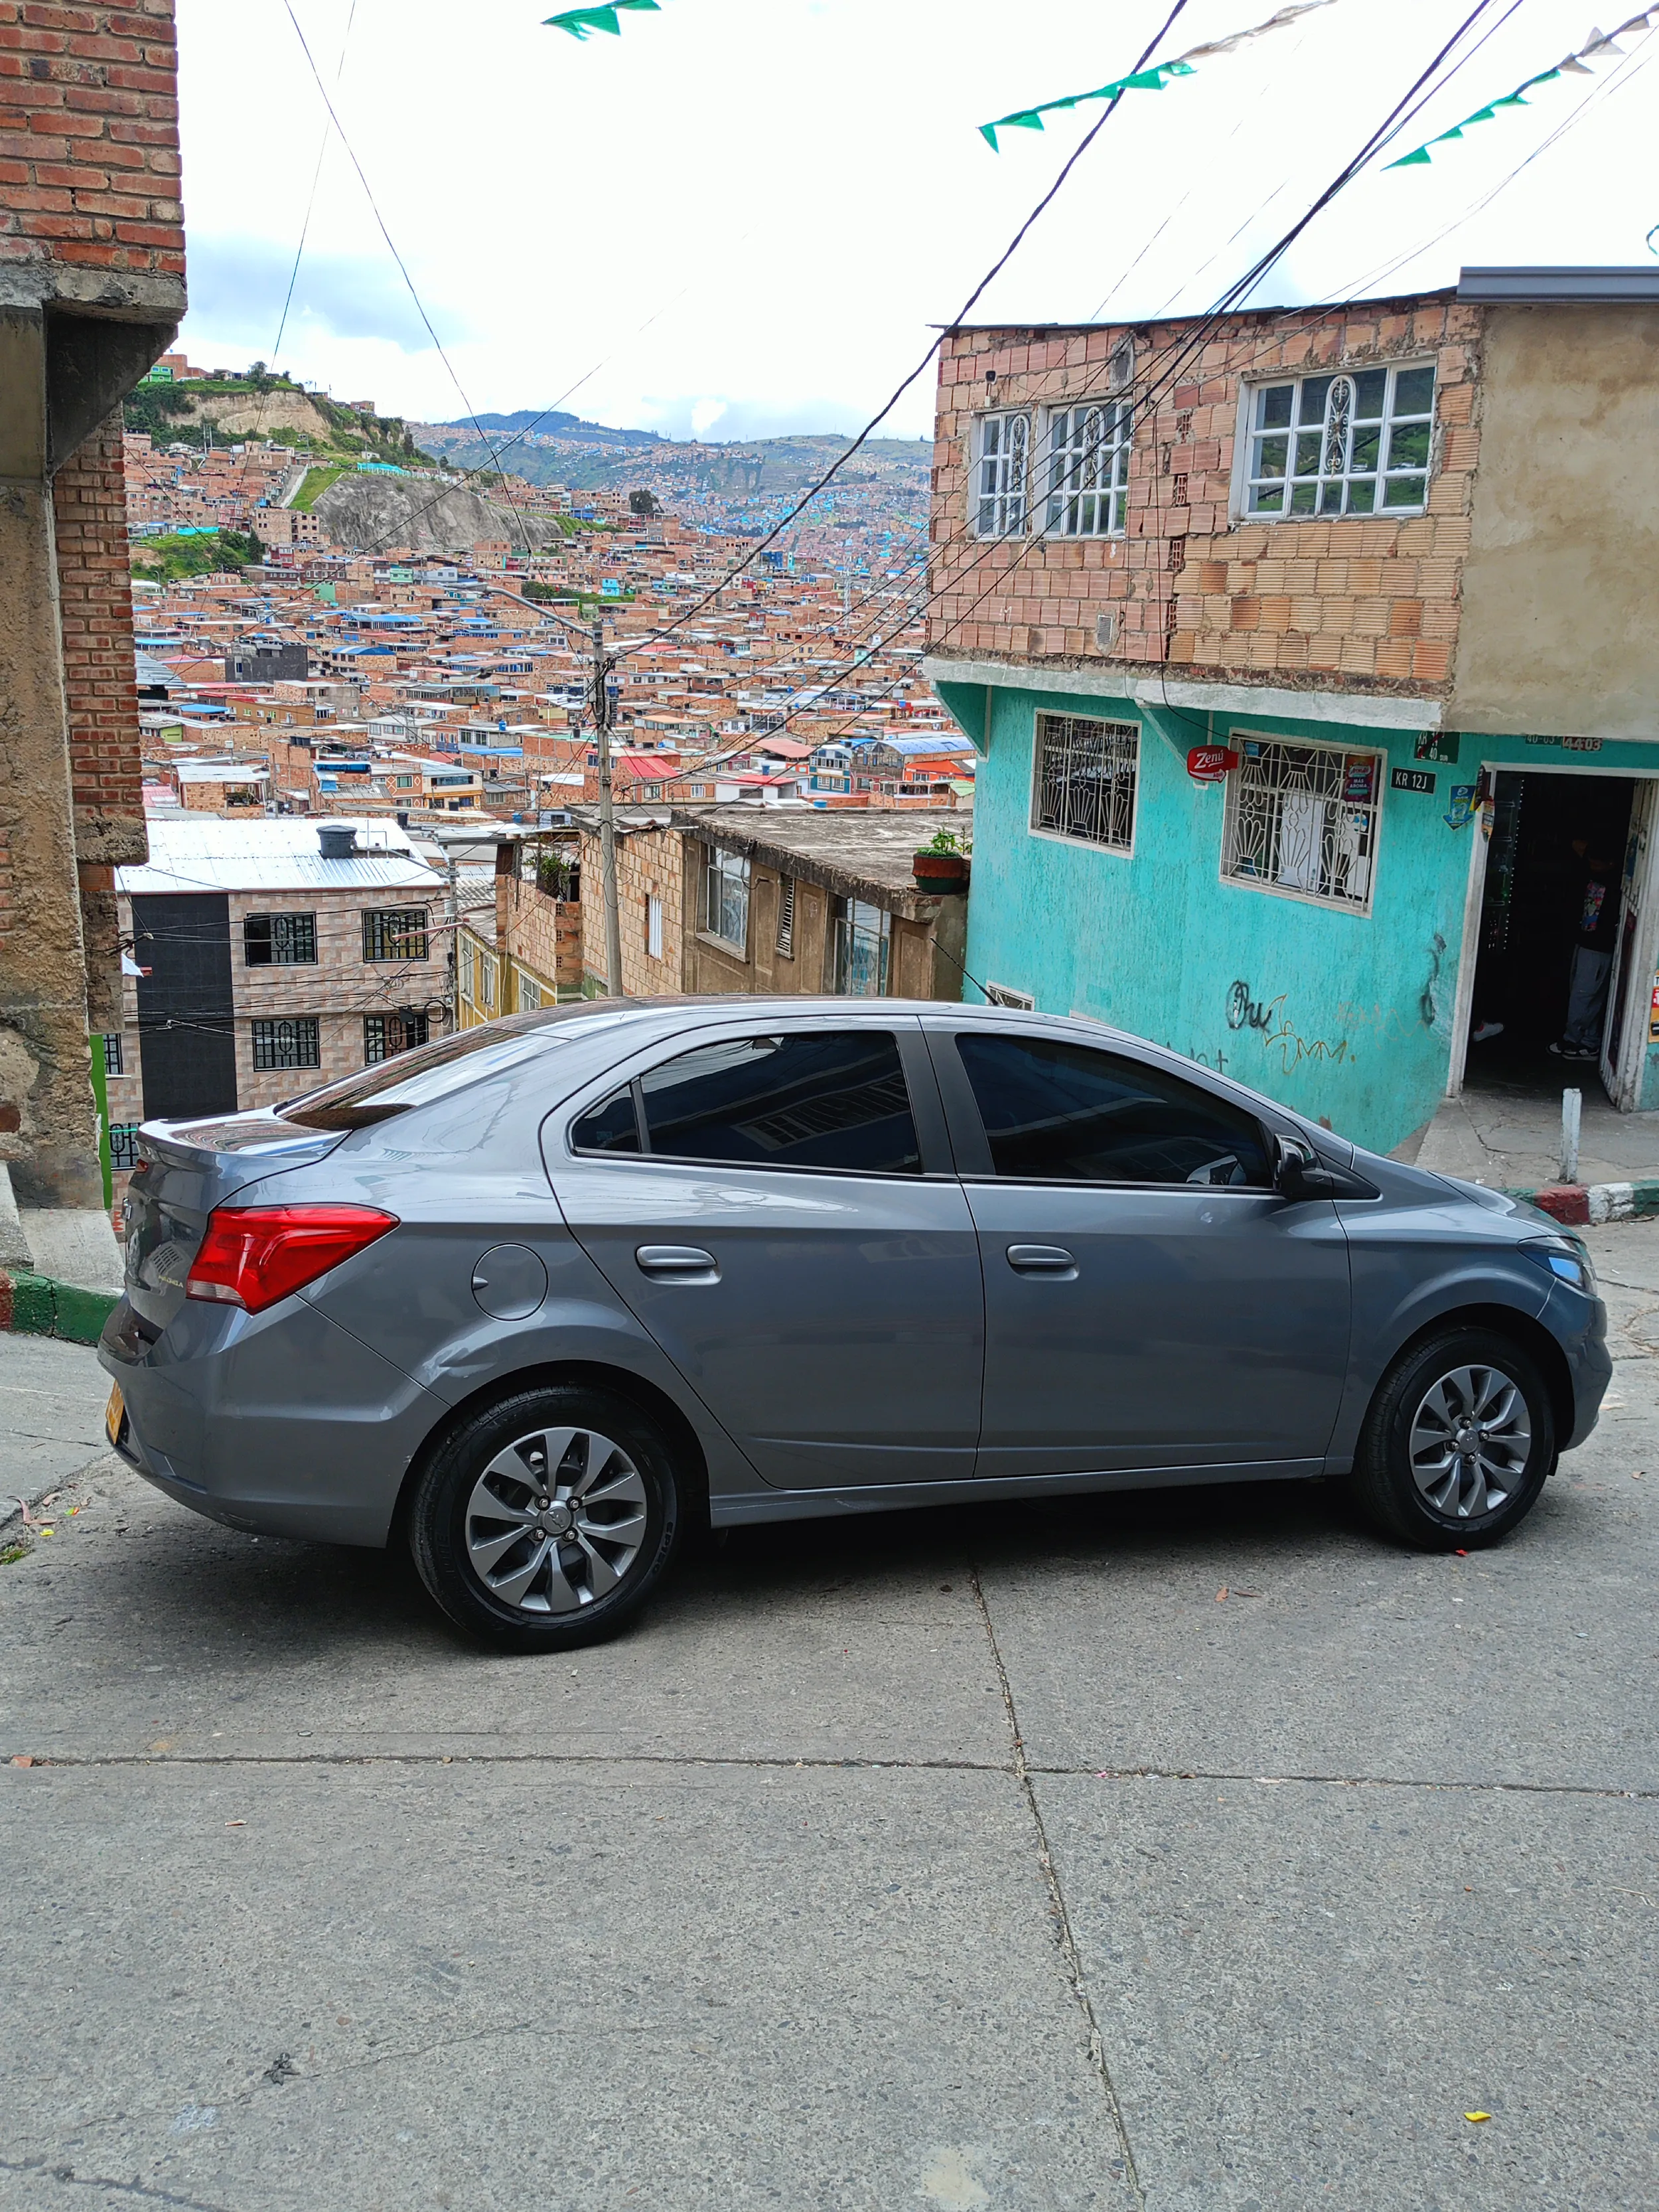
[176,0,1659,440]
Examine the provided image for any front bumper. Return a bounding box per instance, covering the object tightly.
[1542,1281,1613,1450]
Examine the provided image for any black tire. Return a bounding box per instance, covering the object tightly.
[409,1384,682,1651]
[1350,1325,1556,1550]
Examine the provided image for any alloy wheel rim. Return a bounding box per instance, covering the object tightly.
[465,1426,648,1613]
[1408,1364,1530,1520]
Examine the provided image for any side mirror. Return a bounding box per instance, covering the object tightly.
[1274,1134,1339,1200]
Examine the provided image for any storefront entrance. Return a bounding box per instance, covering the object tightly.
[1457,769,1655,1110]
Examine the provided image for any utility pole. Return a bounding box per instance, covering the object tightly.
[593,619,624,997]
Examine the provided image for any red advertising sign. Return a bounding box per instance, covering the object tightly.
[1187,745,1239,783]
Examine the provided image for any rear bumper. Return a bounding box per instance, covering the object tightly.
[99,1291,447,1548]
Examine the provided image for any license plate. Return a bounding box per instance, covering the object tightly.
[104,1382,124,1447]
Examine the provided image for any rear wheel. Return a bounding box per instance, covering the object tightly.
[409,1384,682,1651]
[1350,1326,1555,1550]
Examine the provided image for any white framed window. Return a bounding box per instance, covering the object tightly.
[831,898,891,997]
[1031,713,1139,854]
[703,844,749,952]
[646,893,664,961]
[983,982,1035,1009]
[1220,735,1382,913]
[1045,402,1131,538]
[975,410,1031,538]
[1242,362,1434,518]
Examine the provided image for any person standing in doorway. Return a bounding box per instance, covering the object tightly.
[1552,838,1620,1063]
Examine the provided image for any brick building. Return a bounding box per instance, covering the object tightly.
[924,269,1659,1154]
[0,0,184,1225]
[107,816,448,1150]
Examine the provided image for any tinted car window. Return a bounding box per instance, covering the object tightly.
[637,1031,920,1173]
[956,1033,1271,1187]
[572,1084,641,1153]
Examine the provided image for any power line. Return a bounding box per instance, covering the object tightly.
[725,0,1512,767]
[620,0,1198,655]
[281,0,536,559]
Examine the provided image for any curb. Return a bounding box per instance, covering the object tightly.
[0,1269,119,1345]
[1501,1179,1659,1228]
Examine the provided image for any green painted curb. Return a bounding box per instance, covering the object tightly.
[1,1272,118,1345]
[1631,1183,1659,1218]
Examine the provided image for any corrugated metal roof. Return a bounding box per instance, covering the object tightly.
[115,816,443,896]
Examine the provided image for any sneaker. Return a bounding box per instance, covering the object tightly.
[1550,1040,1597,1061]
[1471,1020,1504,1043]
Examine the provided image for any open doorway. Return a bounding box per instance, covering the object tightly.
[1462,770,1641,1106]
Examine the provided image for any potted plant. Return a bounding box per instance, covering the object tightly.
[913,826,971,893]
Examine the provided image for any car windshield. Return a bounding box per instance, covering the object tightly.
[278,1007,626,1129]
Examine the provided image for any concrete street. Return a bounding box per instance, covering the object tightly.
[2,1229,1656,2212]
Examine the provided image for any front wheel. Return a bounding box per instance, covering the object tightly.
[409,1384,683,1651]
[1350,1326,1556,1550]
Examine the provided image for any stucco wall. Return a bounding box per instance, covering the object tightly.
[950,676,1659,1151]
[1452,305,1659,740]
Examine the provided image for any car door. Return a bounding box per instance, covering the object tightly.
[925,1022,1351,1481]
[545,1017,985,1490]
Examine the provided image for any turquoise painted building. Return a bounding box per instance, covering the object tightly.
[924,277,1659,1157]
[928,667,1659,1156]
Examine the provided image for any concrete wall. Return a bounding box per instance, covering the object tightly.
[0,0,184,1205]
[1451,305,1659,740]
[946,675,1659,1156]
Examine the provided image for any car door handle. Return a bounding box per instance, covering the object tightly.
[1006,1244,1077,1276]
[635,1244,720,1282]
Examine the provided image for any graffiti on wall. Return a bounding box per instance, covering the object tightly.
[1226,979,1352,1072]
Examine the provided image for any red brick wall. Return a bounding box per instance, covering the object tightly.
[52,410,145,859]
[926,294,1482,698]
[0,0,183,285]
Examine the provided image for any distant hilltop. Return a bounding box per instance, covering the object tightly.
[413,412,931,498]
[430,409,662,449]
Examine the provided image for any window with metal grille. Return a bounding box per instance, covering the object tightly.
[703,846,749,952]
[1221,738,1382,911]
[363,1009,430,1065]
[1245,362,1434,518]
[1045,403,1131,538]
[975,411,1031,538]
[102,1033,123,1075]
[362,907,429,962]
[244,911,317,966]
[251,1017,321,1071]
[776,876,796,959]
[1031,713,1139,852]
[108,1123,141,1170]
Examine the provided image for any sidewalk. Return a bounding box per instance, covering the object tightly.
[1416,1072,1659,1220]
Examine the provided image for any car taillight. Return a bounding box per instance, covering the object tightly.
[185,1204,398,1315]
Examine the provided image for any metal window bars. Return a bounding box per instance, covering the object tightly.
[1222,741,1380,909]
[1246,362,1435,518]
[976,411,1031,538]
[362,907,430,962]
[251,1016,321,1071]
[1032,715,1139,851]
[363,1009,431,1065]
[1046,403,1131,538]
